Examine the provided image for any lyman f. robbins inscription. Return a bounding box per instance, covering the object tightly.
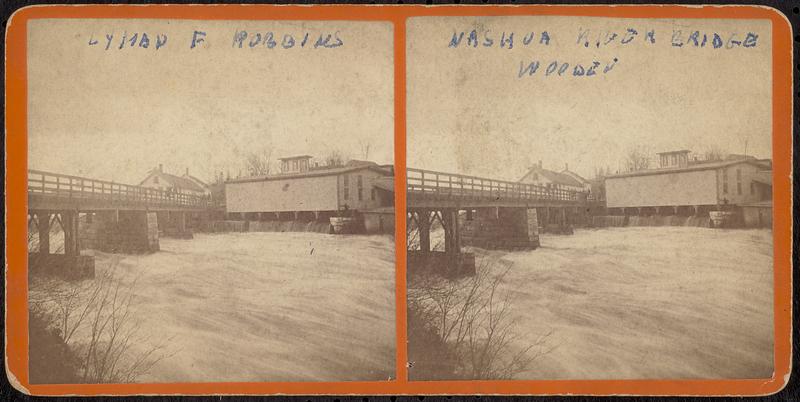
[87,29,345,50]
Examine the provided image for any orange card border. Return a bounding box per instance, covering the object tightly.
[4,4,792,396]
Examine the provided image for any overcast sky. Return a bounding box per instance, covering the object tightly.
[28,19,394,184]
[407,16,773,181]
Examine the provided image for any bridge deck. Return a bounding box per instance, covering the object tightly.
[407,168,584,209]
[28,170,209,212]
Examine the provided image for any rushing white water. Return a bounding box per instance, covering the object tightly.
[471,227,773,380]
[65,232,396,382]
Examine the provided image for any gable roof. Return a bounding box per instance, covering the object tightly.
[520,167,584,188]
[606,159,771,180]
[560,169,590,185]
[140,170,207,192]
[183,174,209,187]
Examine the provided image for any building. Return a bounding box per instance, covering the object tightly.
[559,163,592,193]
[605,150,772,216]
[225,158,394,227]
[140,164,209,196]
[519,161,588,193]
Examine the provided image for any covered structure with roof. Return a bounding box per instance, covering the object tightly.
[225,158,394,226]
[604,151,772,216]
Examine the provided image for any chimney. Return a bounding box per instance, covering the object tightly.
[185,167,189,176]
[538,160,543,168]
[565,163,569,171]
[158,163,163,173]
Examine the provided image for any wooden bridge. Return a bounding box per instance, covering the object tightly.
[406,168,587,276]
[27,170,210,278]
[407,168,584,208]
[28,169,209,211]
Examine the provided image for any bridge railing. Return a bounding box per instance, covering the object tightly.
[407,168,582,202]
[28,170,210,208]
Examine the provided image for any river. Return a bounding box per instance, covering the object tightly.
[472,226,773,379]
[66,232,396,382]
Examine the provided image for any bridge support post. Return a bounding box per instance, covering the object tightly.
[442,209,460,255]
[61,211,80,256]
[37,212,51,255]
[177,211,186,232]
[417,210,431,253]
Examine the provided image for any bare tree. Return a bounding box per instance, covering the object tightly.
[324,150,347,167]
[701,146,727,162]
[359,139,372,161]
[29,260,172,383]
[244,146,273,176]
[624,146,651,172]
[408,259,553,380]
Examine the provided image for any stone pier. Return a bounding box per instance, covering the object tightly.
[80,210,159,253]
[159,211,193,239]
[460,207,540,250]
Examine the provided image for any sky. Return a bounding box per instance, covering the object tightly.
[28,19,394,184]
[27,17,774,185]
[407,16,773,181]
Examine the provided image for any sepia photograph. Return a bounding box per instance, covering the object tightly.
[405,16,774,381]
[25,19,396,383]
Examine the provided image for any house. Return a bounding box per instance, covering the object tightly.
[604,150,772,216]
[140,164,209,196]
[559,163,592,193]
[225,158,395,225]
[519,161,588,193]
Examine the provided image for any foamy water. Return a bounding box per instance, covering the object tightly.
[471,227,773,380]
[82,232,396,382]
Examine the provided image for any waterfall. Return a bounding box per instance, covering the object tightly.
[592,215,711,228]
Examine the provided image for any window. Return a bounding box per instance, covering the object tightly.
[722,169,728,194]
[750,182,755,195]
[371,188,376,201]
[343,175,349,200]
[357,175,363,201]
[736,169,742,195]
